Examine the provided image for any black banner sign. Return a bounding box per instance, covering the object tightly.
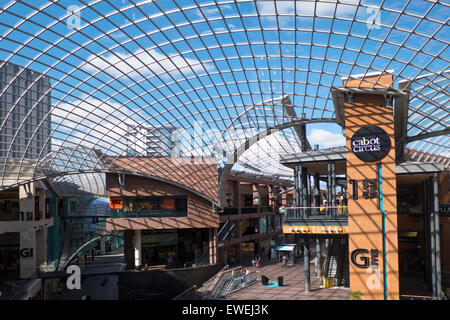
[350,125,391,162]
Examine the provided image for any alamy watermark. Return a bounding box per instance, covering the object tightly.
[366,6,382,30]
[66,5,82,30]
[66,264,81,290]
[169,121,282,173]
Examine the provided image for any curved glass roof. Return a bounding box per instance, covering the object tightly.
[0,0,448,203]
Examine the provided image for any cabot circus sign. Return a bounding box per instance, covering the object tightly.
[350,125,391,162]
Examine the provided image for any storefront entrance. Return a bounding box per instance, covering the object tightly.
[0,232,20,281]
[141,231,177,266]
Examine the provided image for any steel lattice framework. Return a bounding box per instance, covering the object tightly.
[0,0,448,203]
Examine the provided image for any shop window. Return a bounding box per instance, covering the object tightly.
[0,199,20,221]
[242,194,253,207]
[115,196,188,218]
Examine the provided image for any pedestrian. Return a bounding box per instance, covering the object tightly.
[256,256,260,268]
[240,269,246,285]
[252,258,256,267]
[282,255,287,268]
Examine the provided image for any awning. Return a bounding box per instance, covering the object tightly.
[276,245,295,251]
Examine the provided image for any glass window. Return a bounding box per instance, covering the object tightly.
[118,196,188,218]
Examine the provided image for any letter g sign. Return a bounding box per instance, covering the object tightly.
[351,249,370,268]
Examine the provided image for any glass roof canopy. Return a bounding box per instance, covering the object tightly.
[0,0,448,204]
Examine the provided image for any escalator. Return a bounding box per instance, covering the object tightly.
[218,220,236,242]
[207,267,259,298]
[322,237,349,288]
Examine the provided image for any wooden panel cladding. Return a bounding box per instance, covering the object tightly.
[343,74,394,89]
[105,173,218,231]
[345,92,400,300]
[103,156,218,201]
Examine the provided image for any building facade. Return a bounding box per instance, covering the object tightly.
[218,171,294,265]
[0,61,51,160]
[280,72,450,300]
[124,124,177,157]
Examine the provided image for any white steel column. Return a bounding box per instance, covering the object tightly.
[134,230,142,269]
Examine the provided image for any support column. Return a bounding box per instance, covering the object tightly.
[423,179,431,284]
[316,238,322,278]
[294,165,301,218]
[133,230,142,269]
[428,178,436,297]
[433,173,441,299]
[214,228,218,264]
[314,173,320,215]
[209,228,213,265]
[327,161,336,217]
[209,228,218,265]
[301,167,308,217]
[304,237,311,293]
[100,237,106,255]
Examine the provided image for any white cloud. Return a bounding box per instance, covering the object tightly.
[307,128,345,148]
[51,95,141,154]
[256,1,360,18]
[83,48,214,79]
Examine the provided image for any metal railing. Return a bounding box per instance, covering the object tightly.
[184,249,210,268]
[241,207,258,214]
[172,285,197,300]
[282,206,348,220]
[218,220,236,242]
[221,207,238,215]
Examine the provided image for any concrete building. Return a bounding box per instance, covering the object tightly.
[0,61,51,160]
[124,124,177,157]
[0,181,55,280]
[0,62,54,299]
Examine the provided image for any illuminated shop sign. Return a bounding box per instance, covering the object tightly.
[350,126,391,162]
[283,225,348,234]
[109,197,123,209]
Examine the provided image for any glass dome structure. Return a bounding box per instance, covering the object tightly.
[0,0,448,204]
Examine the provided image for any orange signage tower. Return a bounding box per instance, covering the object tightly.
[344,74,400,300]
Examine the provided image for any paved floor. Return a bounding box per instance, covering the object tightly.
[224,258,350,300]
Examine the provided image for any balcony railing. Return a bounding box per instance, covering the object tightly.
[260,206,273,213]
[222,207,239,215]
[241,207,258,214]
[282,206,348,220]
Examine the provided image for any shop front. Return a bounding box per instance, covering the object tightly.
[0,232,20,281]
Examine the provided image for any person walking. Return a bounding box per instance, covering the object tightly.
[282,255,287,268]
